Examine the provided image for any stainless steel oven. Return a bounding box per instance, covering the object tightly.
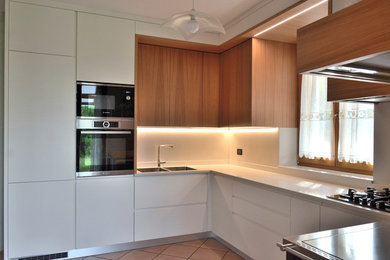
[77,81,134,119]
[76,119,134,177]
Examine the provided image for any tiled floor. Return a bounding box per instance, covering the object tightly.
[78,238,245,260]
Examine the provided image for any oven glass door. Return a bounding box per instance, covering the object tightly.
[77,82,134,118]
[77,130,134,176]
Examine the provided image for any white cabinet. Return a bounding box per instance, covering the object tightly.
[134,174,208,241]
[290,198,320,235]
[8,51,75,183]
[211,174,234,244]
[76,176,134,249]
[9,181,75,258]
[320,205,372,231]
[9,1,75,56]
[77,13,135,84]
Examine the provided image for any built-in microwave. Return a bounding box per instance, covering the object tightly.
[76,81,134,119]
[76,119,134,178]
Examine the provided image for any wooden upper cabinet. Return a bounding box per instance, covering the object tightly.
[220,40,252,127]
[203,53,220,127]
[137,44,170,126]
[169,49,203,126]
[220,39,297,127]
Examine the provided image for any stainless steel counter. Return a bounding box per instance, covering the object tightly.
[280,222,390,260]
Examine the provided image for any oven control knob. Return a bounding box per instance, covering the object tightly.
[126,95,131,101]
[103,121,110,128]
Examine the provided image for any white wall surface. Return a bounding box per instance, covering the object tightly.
[332,0,362,13]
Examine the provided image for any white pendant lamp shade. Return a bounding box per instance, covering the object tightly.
[162,3,226,40]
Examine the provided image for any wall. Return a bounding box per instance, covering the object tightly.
[136,127,296,169]
[331,0,362,13]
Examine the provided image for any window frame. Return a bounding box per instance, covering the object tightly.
[297,76,373,176]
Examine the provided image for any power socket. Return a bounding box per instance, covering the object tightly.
[237,148,243,155]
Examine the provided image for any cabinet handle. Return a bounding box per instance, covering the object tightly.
[276,242,315,260]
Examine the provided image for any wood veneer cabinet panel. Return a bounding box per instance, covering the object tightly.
[203,53,220,127]
[297,0,390,73]
[137,44,170,126]
[327,78,390,102]
[220,40,252,126]
[252,39,297,127]
[169,48,203,126]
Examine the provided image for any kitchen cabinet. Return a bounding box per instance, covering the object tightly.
[137,44,220,127]
[290,198,320,235]
[8,51,75,183]
[9,181,75,258]
[320,205,373,231]
[211,174,234,244]
[9,2,75,56]
[76,176,134,249]
[134,174,208,241]
[220,38,297,127]
[77,12,135,84]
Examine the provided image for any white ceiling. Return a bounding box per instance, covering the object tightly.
[52,0,265,25]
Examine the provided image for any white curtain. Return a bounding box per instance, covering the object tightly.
[338,103,374,164]
[299,75,334,160]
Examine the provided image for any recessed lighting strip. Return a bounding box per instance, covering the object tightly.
[254,0,328,37]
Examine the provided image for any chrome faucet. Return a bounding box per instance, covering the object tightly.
[158,144,174,167]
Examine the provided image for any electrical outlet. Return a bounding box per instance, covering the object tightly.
[237,148,243,155]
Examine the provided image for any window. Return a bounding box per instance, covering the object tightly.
[298,74,374,175]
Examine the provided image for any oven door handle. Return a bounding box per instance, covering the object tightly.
[277,243,315,260]
[80,131,132,134]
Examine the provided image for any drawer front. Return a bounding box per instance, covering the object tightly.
[232,197,290,236]
[135,174,208,209]
[233,180,290,216]
[135,204,208,241]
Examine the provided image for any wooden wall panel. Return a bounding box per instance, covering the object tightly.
[169,49,203,126]
[252,39,297,127]
[220,40,252,127]
[202,53,220,127]
[297,0,390,73]
[327,78,390,102]
[137,44,170,126]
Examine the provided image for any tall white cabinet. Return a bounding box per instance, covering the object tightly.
[77,12,135,84]
[6,2,76,258]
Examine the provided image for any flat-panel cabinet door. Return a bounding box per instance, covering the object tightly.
[77,13,135,84]
[9,2,75,56]
[211,174,234,244]
[290,198,320,235]
[76,176,134,249]
[320,205,373,231]
[9,51,75,182]
[9,181,75,258]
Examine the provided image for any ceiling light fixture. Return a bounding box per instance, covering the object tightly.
[162,0,226,40]
[254,0,328,37]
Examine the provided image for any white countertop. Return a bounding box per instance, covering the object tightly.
[136,164,390,220]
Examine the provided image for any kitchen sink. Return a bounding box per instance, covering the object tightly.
[137,167,168,173]
[164,166,196,171]
[137,166,196,173]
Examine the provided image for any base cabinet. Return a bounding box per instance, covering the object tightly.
[76,176,134,249]
[9,181,75,258]
[320,205,373,231]
[290,198,320,235]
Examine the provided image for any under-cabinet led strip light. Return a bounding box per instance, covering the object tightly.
[254,0,328,37]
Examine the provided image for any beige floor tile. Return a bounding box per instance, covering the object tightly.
[119,250,158,260]
[161,244,198,258]
[222,251,245,260]
[176,239,207,248]
[153,255,186,260]
[97,251,130,260]
[200,238,229,252]
[140,244,171,254]
[189,248,227,260]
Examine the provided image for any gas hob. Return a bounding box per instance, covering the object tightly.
[328,187,390,213]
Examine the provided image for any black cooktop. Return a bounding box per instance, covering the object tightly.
[328,187,390,213]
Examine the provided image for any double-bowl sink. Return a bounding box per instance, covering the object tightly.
[137,166,196,173]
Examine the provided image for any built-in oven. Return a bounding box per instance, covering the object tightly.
[77,81,134,119]
[76,119,134,177]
